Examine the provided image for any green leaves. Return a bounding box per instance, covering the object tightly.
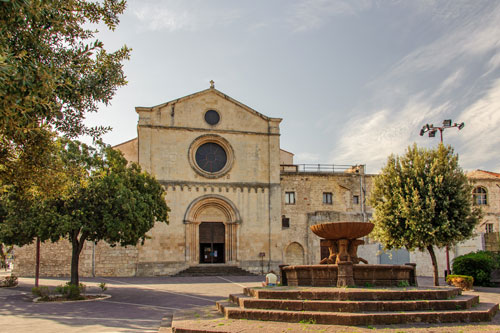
[0,0,130,194]
[370,144,481,251]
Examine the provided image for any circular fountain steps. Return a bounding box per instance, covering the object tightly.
[216,286,499,325]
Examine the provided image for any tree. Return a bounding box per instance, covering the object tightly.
[0,0,130,189]
[369,144,481,286]
[0,139,169,285]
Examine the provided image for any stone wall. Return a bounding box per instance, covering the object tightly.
[13,240,138,277]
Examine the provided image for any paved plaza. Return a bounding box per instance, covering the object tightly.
[1,271,500,332]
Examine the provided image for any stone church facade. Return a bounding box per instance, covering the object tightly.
[12,86,500,278]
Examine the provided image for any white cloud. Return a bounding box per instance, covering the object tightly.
[456,79,500,170]
[289,0,372,32]
[130,0,241,32]
[330,97,451,171]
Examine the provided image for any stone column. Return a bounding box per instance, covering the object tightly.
[185,222,198,264]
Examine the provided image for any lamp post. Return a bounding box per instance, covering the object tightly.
[419,119,465,277]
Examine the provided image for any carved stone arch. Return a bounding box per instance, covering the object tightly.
[184,195,240,264]
[184,194,241,224]
[285,242,305,265]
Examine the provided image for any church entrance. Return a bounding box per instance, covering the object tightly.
[199,222,225,264]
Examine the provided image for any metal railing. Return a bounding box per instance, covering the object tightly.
[280,164,358,173]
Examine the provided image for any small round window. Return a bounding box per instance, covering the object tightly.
[195,142,227,173]
[204,110,220,125]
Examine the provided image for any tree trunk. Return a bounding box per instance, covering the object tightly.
[70,231,88,286]
[427,245,439,286]
[70,237,80,285]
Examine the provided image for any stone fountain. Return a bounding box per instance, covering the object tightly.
[282,222,416,287]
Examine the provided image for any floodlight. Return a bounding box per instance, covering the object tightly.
[443,119,452,127]
[419,128,425,136]
[429,130,436,138]
[458,122,465,130]
[425,124,430,130]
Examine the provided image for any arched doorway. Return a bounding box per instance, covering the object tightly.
[285,242,305,265]
[199,222,225,264]
[184,195,241,264]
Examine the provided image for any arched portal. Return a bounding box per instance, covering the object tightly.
[184,195,241,264]
[285,242,305,265]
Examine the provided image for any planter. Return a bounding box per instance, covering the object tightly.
[446,275,473,291]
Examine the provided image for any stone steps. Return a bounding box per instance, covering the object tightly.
[217,300,498,325]
[173,265,257,277]
[243,286,461,300]
[229,293,479,312]
[214,286,499,326]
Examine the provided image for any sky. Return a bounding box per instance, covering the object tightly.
[84,0,500,174]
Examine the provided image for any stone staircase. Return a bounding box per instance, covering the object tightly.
[216,286,499,325]
[173,264,257,277]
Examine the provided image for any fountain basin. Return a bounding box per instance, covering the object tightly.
[283,264,416,287]
[310,222,374,240]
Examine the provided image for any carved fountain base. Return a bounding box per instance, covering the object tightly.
[282,222,417,287]
[282,263,417,287]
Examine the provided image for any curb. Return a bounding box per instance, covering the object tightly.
[33,293,111,303]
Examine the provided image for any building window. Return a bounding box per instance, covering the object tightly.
[285,192,295,205]
[282,216,290,228]
[323,192,333,204]
[353,195,360,205]
[486,224,494,233]
[473,187,487,205]
[204,109,220,125]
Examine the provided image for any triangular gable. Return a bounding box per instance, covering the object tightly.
[136,87,280,122]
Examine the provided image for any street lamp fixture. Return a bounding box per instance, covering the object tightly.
[419,118,465,278]
[419,119,465,142]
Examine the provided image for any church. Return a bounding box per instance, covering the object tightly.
[13,83,499,278]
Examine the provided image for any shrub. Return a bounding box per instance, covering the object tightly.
[446,274,474,290]
[98,282,107,292]
[32,286,51,301]
[0,274,18,287]
[55,282,86,300]
[452,251,498,286]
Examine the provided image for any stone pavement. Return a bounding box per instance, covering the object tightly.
[1,271,499,332]
[0,271,263,332]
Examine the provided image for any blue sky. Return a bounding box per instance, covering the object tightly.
[85,0,500,173]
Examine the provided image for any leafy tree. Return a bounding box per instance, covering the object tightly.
[369,144,481,286]
[0,140,169,285]
[0,0,130,189]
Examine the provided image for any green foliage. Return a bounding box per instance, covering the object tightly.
[369,144,481,285]
[452,251,498,286]
[370,144,481,251]
[98,282,107,292]
[0,274,17,287]
[0,0,130,218]
[397,280,410,288]
[32,286,50,300]
[0,139,169,285]
[446,274,474,286]
[0,0,130,142]
[55,282,86,300]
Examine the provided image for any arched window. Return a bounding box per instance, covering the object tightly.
[473,187,487,205]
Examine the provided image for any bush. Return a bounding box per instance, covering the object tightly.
[452,251,498,286]
[0,274,18,287]
[446,274,474,290]
[55,282,86,300]
[32,286,51,301]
